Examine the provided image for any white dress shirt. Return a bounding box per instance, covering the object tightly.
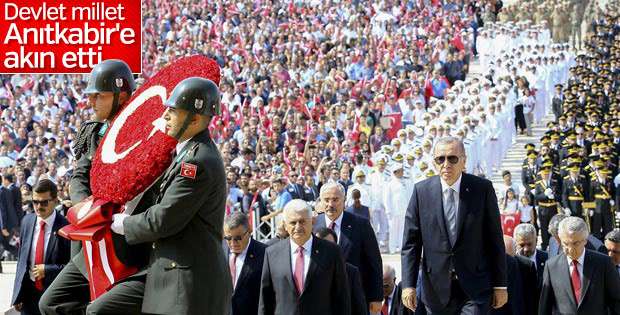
[29,211,56,281]
[175,139,190,156]
[325,213,344,244]
[290,237,313,282]
[231,241,250,288]
[567,249,585,288]
[385,283,396,314]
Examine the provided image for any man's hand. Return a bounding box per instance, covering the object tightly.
[32,264,45,280]
[111,213,129,235]
[1,229,9,237]
[369,301,382,314]
[402,287,417,311]
[13,303,23,312]
[491,288,508,309]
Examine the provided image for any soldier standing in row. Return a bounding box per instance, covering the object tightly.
[534,161,561,250]
[561,163,587,218]
[590,168,616,240]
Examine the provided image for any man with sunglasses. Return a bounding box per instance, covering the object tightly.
[12,180,70,315]
[401,137,507,314]
[223,212,266,315]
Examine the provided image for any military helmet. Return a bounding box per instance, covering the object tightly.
[165,77,221,116]
[84,59,136,95]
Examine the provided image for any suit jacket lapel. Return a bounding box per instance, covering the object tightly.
[45,213,61,262]
[581,251,593,305]
[234,241,256,290]
[302,237,320,296]
[455,174,470,244]
[558,254,578,309]
[339,213,353,258]
[279,240,295,294]
[432,177,451,245]
[21,215,35,264]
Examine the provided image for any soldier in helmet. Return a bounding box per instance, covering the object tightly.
[40,59,152,315]
[110,77,232,314]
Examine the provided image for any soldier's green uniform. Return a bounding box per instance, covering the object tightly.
[122,77,232,315]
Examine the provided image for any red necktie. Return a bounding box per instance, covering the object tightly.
[34,220,46,291]
[382,296,389,315]
[229,253,237,288]
[293,247,305,294]
[571,260,581,304]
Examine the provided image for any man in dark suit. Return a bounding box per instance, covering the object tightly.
[497,235,538,315]
[606,229,620,274]
[313,182,383,314]
[12,180,70,315]
[0,179,18,259]
[3,173,23,224]
[382,264,413,315]
[547,214,608,258]
[514,223,548,290]
[111,77,232,314]
[540,216,620,314]
[315,227,368,315]
[286,172,304,200]
[223,212,266,315]
[259,199,350,315]
[401,137,508,314]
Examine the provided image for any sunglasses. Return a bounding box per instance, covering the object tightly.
[224,231,248,242]
[434,155,460,165]
[32,199,54,206]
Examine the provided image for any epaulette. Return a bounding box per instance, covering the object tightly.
[73,120,105,160]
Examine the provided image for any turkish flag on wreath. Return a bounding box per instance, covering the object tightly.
[60,55,221,300]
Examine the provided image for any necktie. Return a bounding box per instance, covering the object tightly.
[444,188,457,245]
[294,247,305,294]
[229,253,237,288]
[381,296,390,315]
[571,260,581,304]
[34,220,46,291]
[329,221,336,231]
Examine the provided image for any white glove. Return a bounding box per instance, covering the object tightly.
[616,212,620,220]
[111,213,129,235]
[589,210,594,217]
[544,188,552,195]
[564,208,572,216]
[530,189,536,195]
[611,200,615,207]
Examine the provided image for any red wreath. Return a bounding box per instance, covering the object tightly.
[90,55,221,203]
[60,55,221,299]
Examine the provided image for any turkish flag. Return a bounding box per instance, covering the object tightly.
[501,213,521,237]
[380,113,402,140]
[180,162,197,179]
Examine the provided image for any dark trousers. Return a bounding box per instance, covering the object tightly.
[425,280,491,315]
[538,207,555,251]
[591,207,613,240]
[18,279,44,315]
[39,260,145,315]
[514,105,526,132]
